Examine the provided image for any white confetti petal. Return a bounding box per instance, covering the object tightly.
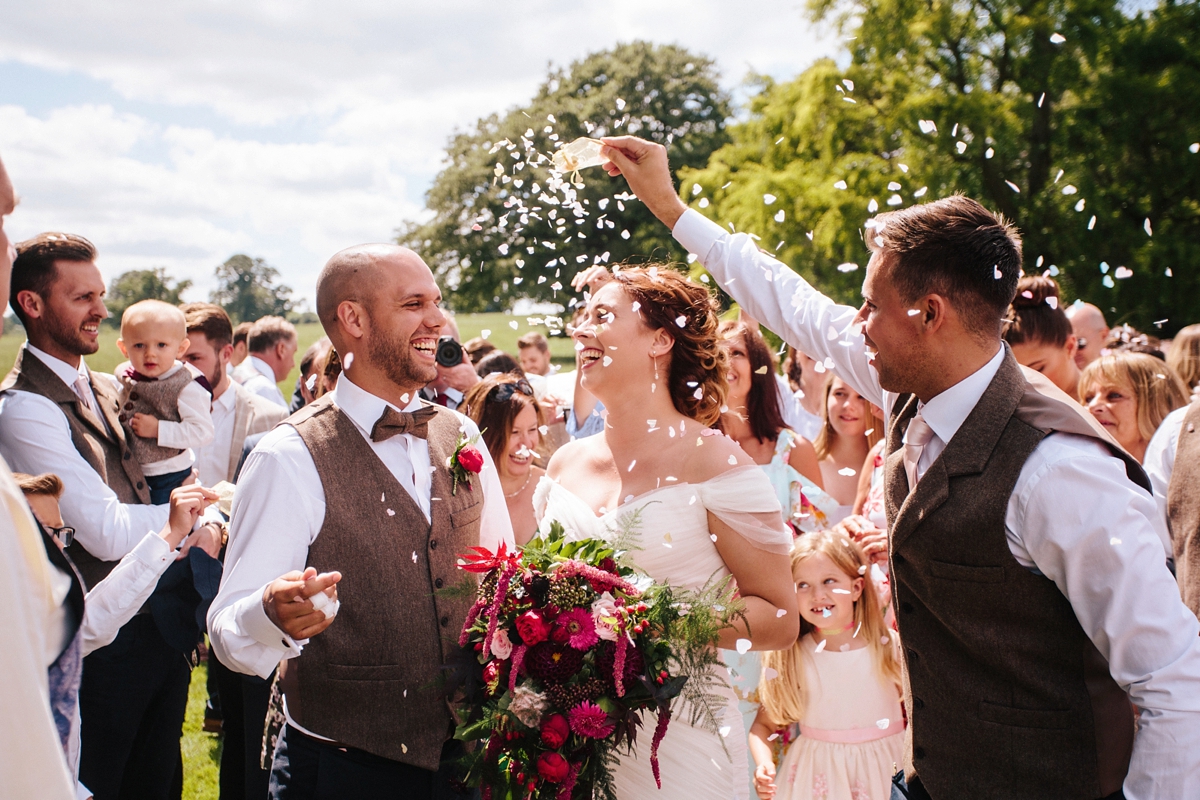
[763,193,777,205]
[837,262,859,273]
[1005,180,1021,193]
[1144,218,1153,236]
[834,179,848,190]
[1050,32,1066,43]
[728,455,738,465]
[913,186,928,198]
[719,726,731,738]
[774,209,785,222]
[918,119,937,134]
[735,638,753,654]
[776,608,787,617]
[838,467,857,476]
[815,639,828,653]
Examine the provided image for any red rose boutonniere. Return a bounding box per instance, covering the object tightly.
[449,432,484,495]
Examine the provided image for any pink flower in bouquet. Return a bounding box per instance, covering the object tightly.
[569,701,616,739]
[540,713,570,748]
[558,607,599,650]
[490,628,514,660]
[536,751,570,783]
[457,446,485,474]
[516,609,551,646]
[591,592,620,642]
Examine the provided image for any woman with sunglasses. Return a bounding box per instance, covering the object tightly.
[461,373,544,545]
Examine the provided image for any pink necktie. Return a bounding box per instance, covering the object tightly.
[902,412,935,492]
[73,374,97,416]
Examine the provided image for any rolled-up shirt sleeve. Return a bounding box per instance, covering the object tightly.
[1013,436,1200,799]
[673,208,885,409]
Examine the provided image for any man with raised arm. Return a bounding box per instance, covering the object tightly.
[592,137,1200,800]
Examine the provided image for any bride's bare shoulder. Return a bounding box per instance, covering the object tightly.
[675,420,758,484]
[546,435,610,481]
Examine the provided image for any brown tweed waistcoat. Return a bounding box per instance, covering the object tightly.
[282,395,482,771]
[2,347,151,588]
[116,364,195,465]
[885,350,1144,800]
[1168,400,1200,617]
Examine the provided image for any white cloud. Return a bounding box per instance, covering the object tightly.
[0,0,838,305]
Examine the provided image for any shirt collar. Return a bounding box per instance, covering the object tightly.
[214,384,238,411]
[248,355,274,381]
[330,373,424,438]
[25,343,88,388]
[918,346,1005,444]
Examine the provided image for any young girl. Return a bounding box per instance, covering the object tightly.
[749,530,903,800]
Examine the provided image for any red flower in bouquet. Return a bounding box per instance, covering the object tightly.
[539,714,570,749]
[536,751,570,783]
[516,609,551,646]
[482,659,505,696]
[557,607,599,650]
[568,701,615,739]
[526,641,583,684]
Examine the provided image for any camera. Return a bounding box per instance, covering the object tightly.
[435,336,465,368]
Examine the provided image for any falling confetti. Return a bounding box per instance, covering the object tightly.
[1144,218,1153,236]
[815,639,828,653]
[774,210,785,222]
[838,467,857,476]
[918,119,937,134]
[837,262,859,273]
[1005,180,1021,193]
[834,180,848,190]
[913,186,928,198]
[1050,32,1067,43]
[776,608,788,617]
[735,638,752,654]
[763,193,777,205]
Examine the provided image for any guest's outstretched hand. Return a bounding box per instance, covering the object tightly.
[569,265,613,295]
[264,567,342,641]
[599,136,688,229]
[160,484,218,550]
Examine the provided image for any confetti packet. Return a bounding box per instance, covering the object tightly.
[552,137,608,184]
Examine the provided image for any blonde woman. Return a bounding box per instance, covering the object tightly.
[812,377,883,525]
[1167,324,1200,394]
[1080,352,1190,463]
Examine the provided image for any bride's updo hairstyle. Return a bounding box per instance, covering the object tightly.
[611,264,728,426]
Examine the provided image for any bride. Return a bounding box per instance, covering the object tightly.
[533,265,799,799]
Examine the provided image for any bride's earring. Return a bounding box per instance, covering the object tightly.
[653,353,660,382]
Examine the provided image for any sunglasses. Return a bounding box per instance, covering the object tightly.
[487,379,534,404]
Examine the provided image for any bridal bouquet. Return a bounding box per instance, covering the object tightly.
[452,519,742,800]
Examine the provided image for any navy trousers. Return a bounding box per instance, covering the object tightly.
[78,615,191,800]
[269,724,471,800]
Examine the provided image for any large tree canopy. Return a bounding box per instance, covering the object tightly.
[105,268,192,327]
[399,41,731,312]
[210,254,296,323]
[680,0,1200,333]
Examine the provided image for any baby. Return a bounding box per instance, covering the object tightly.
[115,300,215,504]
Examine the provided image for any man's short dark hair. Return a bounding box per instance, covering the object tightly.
[868,195,1021,338]
[181,302,234,349]
[232,321,253,347]
[517,331,550,354]
[10,232,97,325]
[248,316,297,353]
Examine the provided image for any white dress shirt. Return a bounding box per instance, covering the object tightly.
[674,208,1200,799]
[240,356,286,408]
[1144,403,1190,527]
[195,386,237,488]
[0,345,168,561]
[208,373,515,681]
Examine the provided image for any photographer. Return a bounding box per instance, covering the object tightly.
[419,332,479,410]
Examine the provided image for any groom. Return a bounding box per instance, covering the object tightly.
[208,244,514,799]
[599,138,1200,799]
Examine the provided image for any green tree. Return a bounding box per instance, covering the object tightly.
[399,41,732,312]
[105,268,193,327]
[210,255,295,323]
[681,0,1200,332]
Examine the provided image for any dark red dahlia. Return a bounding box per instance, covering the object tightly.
[525,641,584,684]
[597,557,618,574]
[594,640,645,687]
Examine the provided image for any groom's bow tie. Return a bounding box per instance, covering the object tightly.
[370,404,438,442]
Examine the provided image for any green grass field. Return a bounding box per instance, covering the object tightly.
[0,312,571,800]
[0,312,575,398]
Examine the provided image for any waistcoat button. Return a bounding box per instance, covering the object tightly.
[440,616,449,627]
[429,540,438,550]
[900,602,914,614]
[435,578,444,589]
[130,392,140,401]
[906,648,919,662]
[123,451,132,460]
[136,481,145,490]
[893,553,906,565]
[914,696,925,710]
[914,746,926,760]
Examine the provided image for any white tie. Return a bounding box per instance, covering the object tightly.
[73,374,97,416]
[902,412,935,492]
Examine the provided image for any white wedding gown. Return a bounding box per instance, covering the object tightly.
[533,465,793,800]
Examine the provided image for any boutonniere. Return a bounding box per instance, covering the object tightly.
[448,432,485,495]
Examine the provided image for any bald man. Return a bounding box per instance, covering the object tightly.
[1067,302,1109,369]
[208,244,513,799]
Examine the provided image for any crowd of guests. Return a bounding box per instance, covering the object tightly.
[4,137,1200,800]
